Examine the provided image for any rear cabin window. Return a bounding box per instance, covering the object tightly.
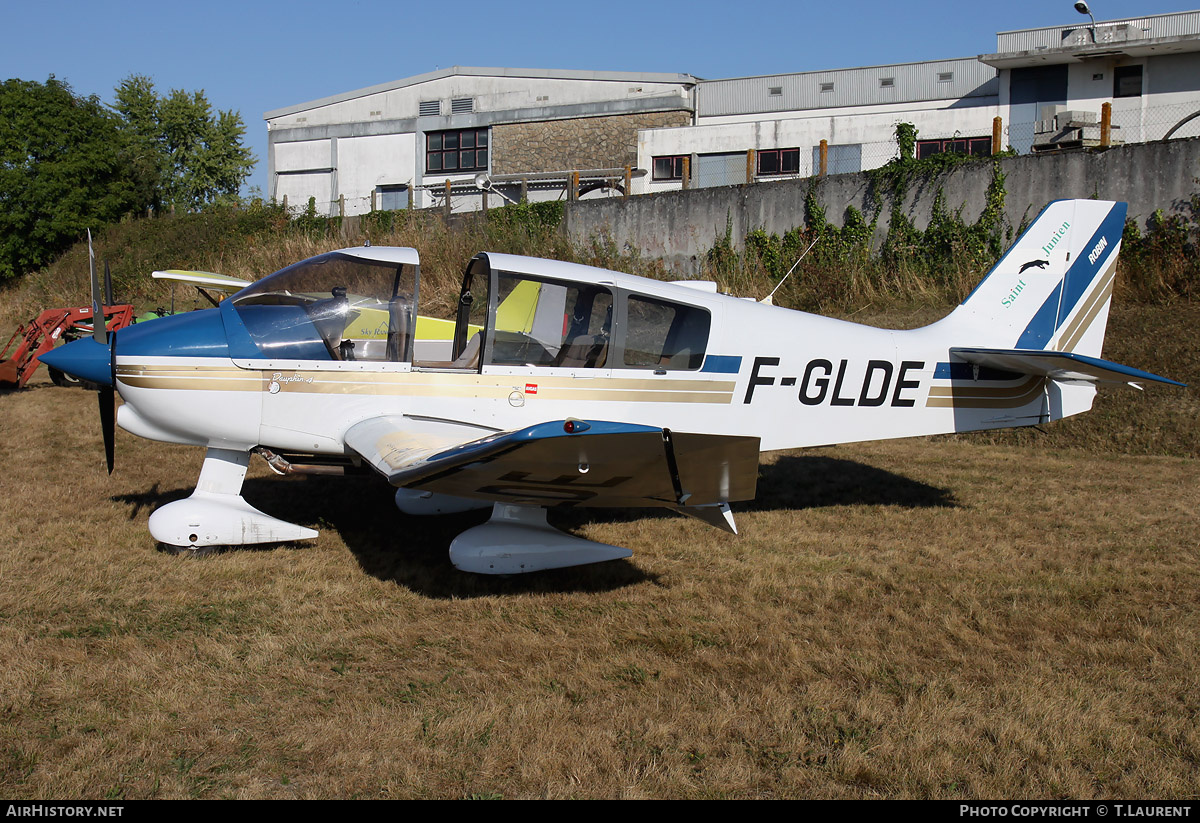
[622,296,710,370]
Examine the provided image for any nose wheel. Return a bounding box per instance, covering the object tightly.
[157,542,226,558]
[148,448,318,552]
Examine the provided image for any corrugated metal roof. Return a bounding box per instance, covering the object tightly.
[696,58,997,117]
[265,66,699,120]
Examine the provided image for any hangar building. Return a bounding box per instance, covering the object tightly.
[264,9,1200,214]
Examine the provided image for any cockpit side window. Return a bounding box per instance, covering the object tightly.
[621,295,710,370]
[488,271,612,368]
[232,252,416,363]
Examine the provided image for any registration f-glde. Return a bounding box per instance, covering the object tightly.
[43,200,1182,574]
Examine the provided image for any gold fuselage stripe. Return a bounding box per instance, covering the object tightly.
[116,365,736,404]
[925,376,1046,409]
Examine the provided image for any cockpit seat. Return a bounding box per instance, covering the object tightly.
[310,287,350,360]
[554,334,608,368]
[449,332,482,369]
[386,297,412,362]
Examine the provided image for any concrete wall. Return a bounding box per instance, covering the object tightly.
[565,136,1200,275]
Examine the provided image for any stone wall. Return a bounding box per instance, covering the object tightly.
[492,111,690,174]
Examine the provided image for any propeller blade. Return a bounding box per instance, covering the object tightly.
[88,229,105,345]
[102,327,117,473]
[104,258,114,307]
[99,385,115,474]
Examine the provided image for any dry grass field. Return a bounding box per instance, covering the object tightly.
[1,304,1198,799]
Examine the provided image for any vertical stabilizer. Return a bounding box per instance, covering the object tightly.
[946,200,1127,356]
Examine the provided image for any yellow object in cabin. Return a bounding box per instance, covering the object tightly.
[342,281,541,340]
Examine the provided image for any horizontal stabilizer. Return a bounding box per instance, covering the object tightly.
[952,347,1185,388]
[152,269,251,292]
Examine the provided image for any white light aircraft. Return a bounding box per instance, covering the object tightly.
[43,200,1182,573]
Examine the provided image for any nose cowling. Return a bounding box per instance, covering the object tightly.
[41,308,234,388]
[40,336,113,387]
[116,307,233,358]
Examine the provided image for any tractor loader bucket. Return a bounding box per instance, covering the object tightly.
[0,357,21,388]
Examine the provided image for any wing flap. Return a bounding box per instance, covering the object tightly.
[344,417,760,509]
[952,347,1184,388]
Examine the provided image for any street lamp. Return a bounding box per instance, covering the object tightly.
[473,172,519,205]
[1075,0,1097,43]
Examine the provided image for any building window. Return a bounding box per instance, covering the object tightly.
[377,184,409,211]
[426,128,489,173]
[768,86,783,96]
[757,148,800,176]
[812,143,862,175]
[915,136,992,159]
[938,72,953,83]
[880,77,895,88]
[819,82,834,93]
[652,155,686,180]
[1114,65,1142,98]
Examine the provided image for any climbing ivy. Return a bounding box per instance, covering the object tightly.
[701,123,1019,310]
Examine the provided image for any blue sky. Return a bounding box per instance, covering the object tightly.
[1,0,1189,196]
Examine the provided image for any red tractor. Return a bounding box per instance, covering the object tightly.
[0,303,137,389]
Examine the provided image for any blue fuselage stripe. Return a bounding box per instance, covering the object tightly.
[701,355,742,374]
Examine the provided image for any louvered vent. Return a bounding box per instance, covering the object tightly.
[451,97,474,114]
[419,100,440,117]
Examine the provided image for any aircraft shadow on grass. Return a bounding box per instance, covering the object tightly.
[111,453,956,599]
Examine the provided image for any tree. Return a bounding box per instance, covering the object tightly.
[0,76,136,280]
[112,74,168,214]
[0,75,256,281]
[113,75,255,212]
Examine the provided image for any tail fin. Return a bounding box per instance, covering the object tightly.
[938,200,1180,419]
[949,199,1127,356]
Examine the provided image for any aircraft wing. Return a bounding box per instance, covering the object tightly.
[951,348,1185,389]
[344,416,760,516]
[152,269,252,292]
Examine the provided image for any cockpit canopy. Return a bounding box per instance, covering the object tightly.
[226,247,713,371]
[231,248,418,362]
